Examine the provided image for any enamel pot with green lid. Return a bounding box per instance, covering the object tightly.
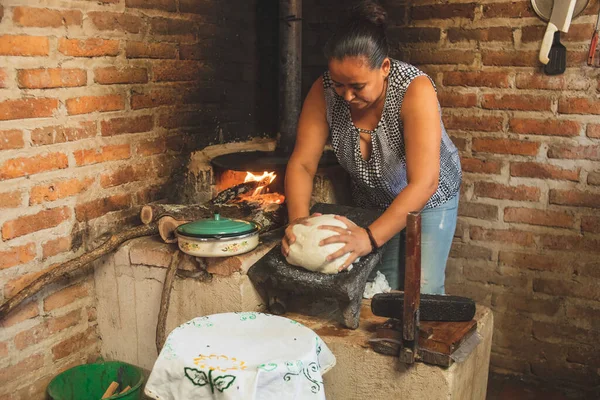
[175,214,260,257]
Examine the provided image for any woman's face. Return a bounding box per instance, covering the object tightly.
[328,56,390,109]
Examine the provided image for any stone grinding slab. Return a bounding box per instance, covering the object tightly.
[248,203,385,329]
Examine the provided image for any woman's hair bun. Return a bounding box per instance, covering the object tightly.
[350,1,387,28]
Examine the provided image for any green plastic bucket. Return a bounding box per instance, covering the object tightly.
[47,361,144,400]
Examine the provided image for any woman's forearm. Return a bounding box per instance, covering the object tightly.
[284,161,315,222]
[368,181,438,247]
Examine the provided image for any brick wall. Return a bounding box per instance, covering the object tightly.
[0,1,275,398]
[303,0,600,391]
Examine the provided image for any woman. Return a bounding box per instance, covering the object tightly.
[281,1,461,294]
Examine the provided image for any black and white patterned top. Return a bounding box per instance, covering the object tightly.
[323,59,462,210]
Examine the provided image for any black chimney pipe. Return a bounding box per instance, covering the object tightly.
[277,0,302,155]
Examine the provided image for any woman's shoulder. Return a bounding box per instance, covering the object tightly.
[389,58,434,91]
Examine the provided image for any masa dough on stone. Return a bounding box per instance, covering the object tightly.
[286,214,354,274]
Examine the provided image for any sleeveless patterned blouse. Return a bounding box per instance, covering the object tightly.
[323,59,462,210]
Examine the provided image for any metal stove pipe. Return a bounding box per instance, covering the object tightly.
[278,0,302,155]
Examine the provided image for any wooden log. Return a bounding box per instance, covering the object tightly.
[0,224,158,320]
[101,381,119,399]
[158,216,188,243]
[156,250,180,353]
[140,204,212,225]
[210,178,271,205]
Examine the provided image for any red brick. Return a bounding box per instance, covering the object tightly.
[2,207,71,240]
[30,177,95,204]
[88,11,144,34]
[482,94,551,111]
[150,17,195,39]
[409,50,476,66]
[58,38,119,57]
[549,189,600,209]
[18,68,86,89]
[0,129,24,150]
[75,193,131,221]
[533,320,600,346]
[43,236,72,259]
[504,207,575,228]
[100,165,140,188]
[515,73,566,90]
[563,24,597,42]
[483,1,534,18]
[31,122,96,146]
[474,182,540,202]
[566,305,600,332]
[388,27,441,43]
[471,226,535,246]
[548,144,600,160]
[14,309,81,350]
[449,243,493,260]
[131,89,179,109]
[66,94,124,115]
[0,35,49,56]
[540,234,600,253]
[461,157,502,174]
[137,137,166,156]
[44,284,89,312]
[0,301,39,328]
[411,3,475,20]
[13,7,82,27]
[558,97,600,115]
[458,201,498,220]
[534,278,600,301]
[126,0,176,12]
[492,293,562,316]
[443,71,510,88]
[94,67,148,84]
[0,354,44,382]
[0,152,68,181]
[510,162,579,181]
[158,110,212,129]
[499,251,569,273]
[0,190,22,208]
[0,68,7,88]
[0,243,36,270]
[588,171,600,186]
[473,138,539,156]
[444,115,503,132]
[582,215,600,233]
[126,41,177,59]
[0,98,59,121]
[509,118,580,136]
[153,61,209,82]
[74,144,131,166]
[587,124,600,139]
[449,135,467,151]
[447,27,513,43]
[101,115,153,136]
[521,25,547,43]
[568,345,600,367]
[482,50,538,66]
[437,91,477,108]
[52,327,98,361]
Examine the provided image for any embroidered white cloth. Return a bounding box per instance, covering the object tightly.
[145,312,336,400]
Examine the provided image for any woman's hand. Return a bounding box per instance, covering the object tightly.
[318,215,373,272]
[281,213,322,258]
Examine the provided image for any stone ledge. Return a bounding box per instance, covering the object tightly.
[126,232,281,276]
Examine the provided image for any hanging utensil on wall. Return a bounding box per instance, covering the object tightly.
[587,6,600,66]
[538,0,577,66]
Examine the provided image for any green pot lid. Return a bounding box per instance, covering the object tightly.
[176,214,259,238]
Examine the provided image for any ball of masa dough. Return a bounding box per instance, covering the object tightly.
[285,214,353,274]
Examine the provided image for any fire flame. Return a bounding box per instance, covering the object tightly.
[242,171,284,204]
[244,171,277,197]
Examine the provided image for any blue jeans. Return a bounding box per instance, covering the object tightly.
[371,194,459,294]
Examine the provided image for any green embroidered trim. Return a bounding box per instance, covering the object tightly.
[185,367,236,394]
